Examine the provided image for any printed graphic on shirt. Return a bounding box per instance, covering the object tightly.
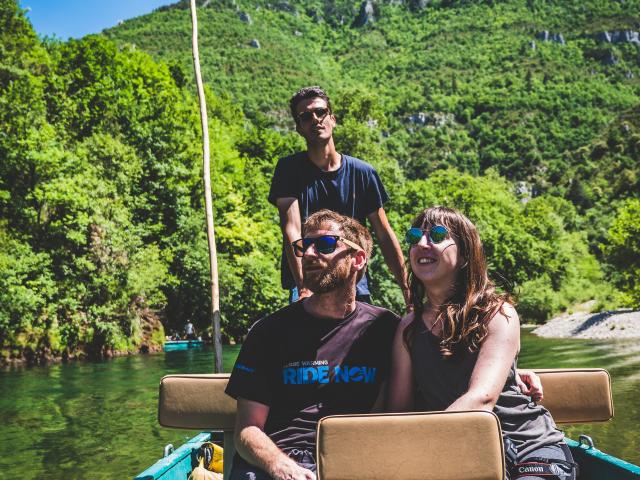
[234,363,255,373]
[281,359,377,385]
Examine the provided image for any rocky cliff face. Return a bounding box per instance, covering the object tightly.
[352,0,376,27]
[596,30,640,45]
[158,0,438,28]
[536,31,566,45]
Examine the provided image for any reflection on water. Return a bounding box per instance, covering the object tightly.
[0,332,638,479]
[0,347,240,480]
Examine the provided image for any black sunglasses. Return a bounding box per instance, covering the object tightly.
[292,235,363,257]
[297,107,330,124]
[405,225,449,245]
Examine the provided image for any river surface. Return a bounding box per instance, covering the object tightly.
[1,330,638,479]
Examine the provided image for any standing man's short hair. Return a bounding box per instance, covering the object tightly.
[290,86,333,121]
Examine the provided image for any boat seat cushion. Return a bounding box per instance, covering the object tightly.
[155,368,613,431]
[316,411,505,480]
[534,368,613,424]
[158,374,236,430]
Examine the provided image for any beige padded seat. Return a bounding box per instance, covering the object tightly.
[156,369,613,430]
[159,374,236,478]
[316,411,505,480]
[535,368,613,423]
[159,374,235,430]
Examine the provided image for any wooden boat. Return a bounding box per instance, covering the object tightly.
[134,369,640,480]
[163,339,205,352]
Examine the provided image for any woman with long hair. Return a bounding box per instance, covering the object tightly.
[388,206,577,480]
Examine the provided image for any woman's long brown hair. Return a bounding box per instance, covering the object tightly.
[403,206,511,357]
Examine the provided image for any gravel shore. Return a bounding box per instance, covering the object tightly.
[533,301,640,340]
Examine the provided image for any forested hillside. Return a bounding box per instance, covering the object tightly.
[1,0,639,364]
[108,0,639,188]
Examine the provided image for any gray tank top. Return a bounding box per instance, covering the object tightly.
[410,323,564,457]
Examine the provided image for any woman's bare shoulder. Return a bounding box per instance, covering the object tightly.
[487,302,520,332]
[501,302,519,320]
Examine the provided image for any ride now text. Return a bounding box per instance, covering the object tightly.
[282,365,377,385]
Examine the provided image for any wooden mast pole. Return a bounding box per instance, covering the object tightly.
[189,0,223,373]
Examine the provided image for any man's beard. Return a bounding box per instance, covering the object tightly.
[303,257,351,294]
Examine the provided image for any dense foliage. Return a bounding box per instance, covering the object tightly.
[1,0,288,361]
[1,0,639,362]
[605,199,640,308]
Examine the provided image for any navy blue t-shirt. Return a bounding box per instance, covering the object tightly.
[268,152,389,295]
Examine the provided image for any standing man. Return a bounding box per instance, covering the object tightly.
[268,86,409,306]
[225,210,400,480]
[185,321,196,340]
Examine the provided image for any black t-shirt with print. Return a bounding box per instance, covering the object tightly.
[225,301,399,452]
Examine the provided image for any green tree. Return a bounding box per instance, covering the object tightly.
[604,199,640,307]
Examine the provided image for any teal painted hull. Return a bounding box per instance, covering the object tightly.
[135,432,211,480]
[163,340,204,352]
[566,438,640,480]
[135,434,640,479]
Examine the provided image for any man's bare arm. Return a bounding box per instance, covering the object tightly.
[276,197,312,298]
[368,208,410,307]
[234,398,315,480]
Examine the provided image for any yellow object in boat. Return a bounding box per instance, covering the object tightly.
[197,441,224,473]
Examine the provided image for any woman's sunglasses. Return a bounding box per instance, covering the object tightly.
[292,235,363,257]
[297,107,330,124]
[405,225,449,245]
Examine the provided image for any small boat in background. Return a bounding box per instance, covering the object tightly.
[163,339,204,352]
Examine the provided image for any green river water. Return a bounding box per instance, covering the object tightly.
[1,329,638,479]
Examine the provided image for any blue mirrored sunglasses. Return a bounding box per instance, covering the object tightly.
[405,225,449,245]
[292,235,363,257]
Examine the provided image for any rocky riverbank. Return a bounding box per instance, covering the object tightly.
[533,301,640,340]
